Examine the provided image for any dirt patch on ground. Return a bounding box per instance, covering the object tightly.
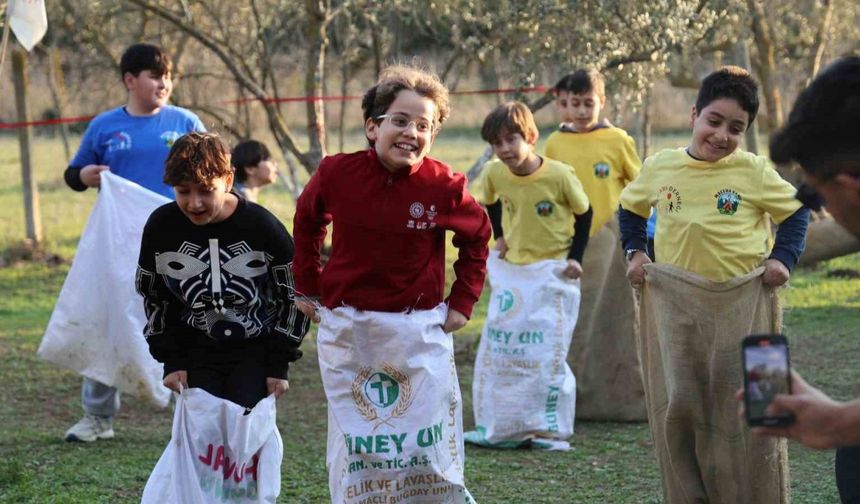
[0,240,67,268]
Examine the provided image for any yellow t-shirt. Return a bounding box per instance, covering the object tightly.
[544,127,641,236]
[619,148,802,281]
[478,158,590,265]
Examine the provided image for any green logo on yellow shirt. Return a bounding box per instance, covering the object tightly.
[715,189,742,215]
[594,162,610,179]
[536,200,554,216]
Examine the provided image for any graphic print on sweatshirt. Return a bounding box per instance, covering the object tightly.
[151,239,283,342]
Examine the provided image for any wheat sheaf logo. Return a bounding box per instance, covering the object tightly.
[352,364,413,429]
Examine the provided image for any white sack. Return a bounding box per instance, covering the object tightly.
[318,304,475,504]
[466,252,580,450]
[141,388,283,503]
[38,172,171,407]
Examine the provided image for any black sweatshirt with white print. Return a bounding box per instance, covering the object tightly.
[135,196,309,379]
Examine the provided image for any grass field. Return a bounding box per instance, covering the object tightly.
[0,133,856,503]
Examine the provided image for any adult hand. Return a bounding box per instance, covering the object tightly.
[163,370,188,393]
[267,378,290,399]
[442,308,468,334]
[737,371,860,450]
[563,259,583,279]
[762,259,790,287]
[296,299,320,323]
[495,237,508,259]
[79,164,110,188]
[626,251,651,289]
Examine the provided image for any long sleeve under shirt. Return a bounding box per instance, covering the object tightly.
[292,149,491,318]
[135,197,309,379]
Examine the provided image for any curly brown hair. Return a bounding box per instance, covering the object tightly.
[163,132,232,186]
[361,64,450,129]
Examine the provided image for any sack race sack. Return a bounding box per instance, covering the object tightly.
[141,388,283,503]
[638,263,789,504]
[570,221,647,421]
[465,252,579,450]
[317,304,475,504]
[38,172,171,407]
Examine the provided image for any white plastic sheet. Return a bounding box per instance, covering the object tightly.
[141,388,283,503]
[38,172,171,407]
[317,304,475,504]
[465,252,580,450]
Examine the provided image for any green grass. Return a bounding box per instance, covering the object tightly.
[0,134,853,503]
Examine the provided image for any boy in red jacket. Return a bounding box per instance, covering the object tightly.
[292,64,490,503]
[293,65,490,329]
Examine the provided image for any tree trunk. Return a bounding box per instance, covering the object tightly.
[747,0,783,132]
[805,0,833,87]
[797,219,860,267]
[304,0,328,170]
[45,46,72,162]
[733,39,760,154]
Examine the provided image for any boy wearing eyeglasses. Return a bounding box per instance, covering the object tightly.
[292,64,490,331]
[292,64,489,503]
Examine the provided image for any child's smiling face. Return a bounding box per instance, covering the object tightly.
[365,89,437,173]
[689,98,750,162]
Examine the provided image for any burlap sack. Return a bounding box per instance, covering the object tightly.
[569,221,647,421]
[638,263,789,504]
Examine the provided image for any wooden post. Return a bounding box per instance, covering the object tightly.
[11,48,43,246]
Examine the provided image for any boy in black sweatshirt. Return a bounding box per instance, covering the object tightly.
[135,132,308,407]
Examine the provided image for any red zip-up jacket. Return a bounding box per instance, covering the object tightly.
[292,149,491,318]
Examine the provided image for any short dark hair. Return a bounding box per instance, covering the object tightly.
[231,140,272,183]
[120,43,172,79]
[361,64,450,127]
[553,69,606,100]
[770,56,860,180]
[164,132,232,186]
[481,102,538,144]
[695,66,759,126]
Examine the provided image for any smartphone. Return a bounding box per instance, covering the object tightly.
[741,334,794,427]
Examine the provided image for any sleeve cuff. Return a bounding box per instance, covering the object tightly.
[446,296,474,320]
[769,248,798,272]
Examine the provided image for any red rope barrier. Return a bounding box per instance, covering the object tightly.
[0,86,549,129]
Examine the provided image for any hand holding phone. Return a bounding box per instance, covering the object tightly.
[742,334,795,427]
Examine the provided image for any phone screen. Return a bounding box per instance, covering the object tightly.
[743,338,792,425]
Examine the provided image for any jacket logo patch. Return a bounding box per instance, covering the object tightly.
[594,162,610,179]
[409,202,425,219]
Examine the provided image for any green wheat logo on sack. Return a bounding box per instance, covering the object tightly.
[352,365,412,428]
[715,188,742,216]
[535,200,554,217]
[594,162,610,179]
[494,287,523,320]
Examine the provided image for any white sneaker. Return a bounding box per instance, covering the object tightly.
[64,414,115,442]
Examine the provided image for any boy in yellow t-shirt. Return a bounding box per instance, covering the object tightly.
[545,69,641,236]
[620,66,808,284]
[618,66,809,504]
[545,69,646,422]
[478,102,592,272]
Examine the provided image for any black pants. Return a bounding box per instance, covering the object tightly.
[186,339,268,409]
[837,446,860,503]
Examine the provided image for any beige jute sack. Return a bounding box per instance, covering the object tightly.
[638,263,789,504]
[569,221,647,421]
